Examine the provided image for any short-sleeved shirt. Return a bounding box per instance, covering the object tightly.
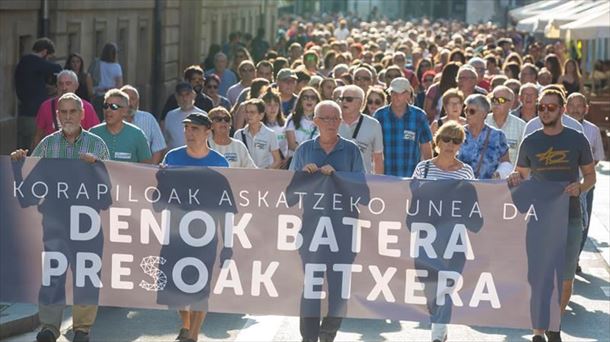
[517,127,593,218]
[205,68,237,98]
[580,119,606,162]
[95,61,122,94]
[163,146,229,167]
[523,114,583,137]
[208,137,256,168]
[289,136,365,173]
[285,114,318,150]
[339,114,384,174]
[35,97,100,135]
[90,122,152,162]
[163,106,206,150]
[374,104,433,177]
[458,124,509,179]
[485,113,526,164]
[233,124,279,168]
[226,82,246,106]
[412,160,475,180]
[32,129,109,160]
[267,121,289,159]
[132,110,167,153]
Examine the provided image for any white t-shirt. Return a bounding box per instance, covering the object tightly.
[338,114,384,174]
[234,124,279,168]
[285,114,318,152]
[163,106,205,150]
[96,61,122,92]
[208,137,256,168]
[334,27,350,41]
[267,121,289,159]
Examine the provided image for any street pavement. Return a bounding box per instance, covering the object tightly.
[4,162,610,342]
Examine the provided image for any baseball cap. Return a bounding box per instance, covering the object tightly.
[387,77,413,94]
[175,82,193,94]
[182,112,211,127]
[277,68,297,81]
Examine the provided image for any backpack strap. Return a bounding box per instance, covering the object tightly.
[352,115,364,139]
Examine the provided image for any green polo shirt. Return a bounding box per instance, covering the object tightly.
[90,121,152,162]
[32,129,109,160]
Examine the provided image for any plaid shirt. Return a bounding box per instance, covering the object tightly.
[32,128,110,160]
[374,104,432,177]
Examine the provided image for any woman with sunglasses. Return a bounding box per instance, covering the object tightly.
[202,74,231,111]
[458,94,510,179]
[430,88,466,136]
[411,121,475,342]
[285,87,321,154]
[363,87,387,115]
[207,107,256,168]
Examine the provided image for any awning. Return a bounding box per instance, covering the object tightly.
[545,1,609,38]
[516,1,588,33]
[509,0,563,22]
[560,8,610,41]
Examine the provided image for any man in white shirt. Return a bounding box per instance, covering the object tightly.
[226,60,255,106]
[333,19,350,41]
[485,85,525,164]
[121,85,167,164]
[337,85,384,174]
[162,82,207,150]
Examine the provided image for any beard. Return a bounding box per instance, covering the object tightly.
[541,116,560,128]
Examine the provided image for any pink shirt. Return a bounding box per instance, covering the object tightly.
[35,97,100,135]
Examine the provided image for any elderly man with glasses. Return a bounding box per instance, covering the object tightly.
[485,85,526,165]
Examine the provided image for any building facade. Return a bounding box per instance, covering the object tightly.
[0,0,277,154]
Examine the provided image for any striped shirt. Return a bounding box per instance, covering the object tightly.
[412,160,475,180]
[133,110,167,153]
[485,113,526,164]
[31,129,109,160]
[374,104,433,177]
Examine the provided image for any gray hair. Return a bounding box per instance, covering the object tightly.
[567,92,587,104]
[353,67,372,78]
[464,94,490,114]
[120,85,139,98]
[492,85,515,101]
[57,70,78,84]
[57,92,83,111]
[341,84,365,100]
[519,82,539,96]
[468,57,485,67]
[104,89,129,107]
[332,63,349,76]
[457,64,477,78]
[314,100,342,118]
[214,52,228,62]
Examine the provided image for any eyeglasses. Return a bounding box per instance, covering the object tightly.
[367,99,383,106]
[537,103,560,112]
[103,103,123,111]
[386,73,401,79]
[240,68,255,73]
[205,84,218,89]
[211,116,231,123]
[355,76,371,82]
[439,136,462,145]
[301,95,318,101]
[491,96,510,105]
[465,107,478,116]
[317,116,341,122]
[338,96,360,103]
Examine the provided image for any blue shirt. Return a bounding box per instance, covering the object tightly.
[289,136,365,173]
[163,146,229,167]
[282,94,298,116]
[374,104,432,177]
[458,124,509,179]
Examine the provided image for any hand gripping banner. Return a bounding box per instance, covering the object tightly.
[0,156,568,330]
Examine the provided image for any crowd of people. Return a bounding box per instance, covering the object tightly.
[10,13,608,342]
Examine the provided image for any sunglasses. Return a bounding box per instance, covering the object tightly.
[465,107,478,116]
[440,136,462,145]
[367,99,383,106]
[301,95,318,101]
[102,103,123,111]
[211,116,231,123]
[491,97,510,105]
[355,76,371,82]
[205,84,218,89]
[537,103,560,112]
[338,96,359,103]
[386,73,401,79]
[240,68,255,73]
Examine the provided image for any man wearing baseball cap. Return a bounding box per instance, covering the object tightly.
[162,112,228,167]
[374,77,433,177]
[163,82,208,150]
[276,68,298,115]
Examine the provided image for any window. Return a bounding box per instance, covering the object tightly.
[118,20,129,80]
[67,22,82,54]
